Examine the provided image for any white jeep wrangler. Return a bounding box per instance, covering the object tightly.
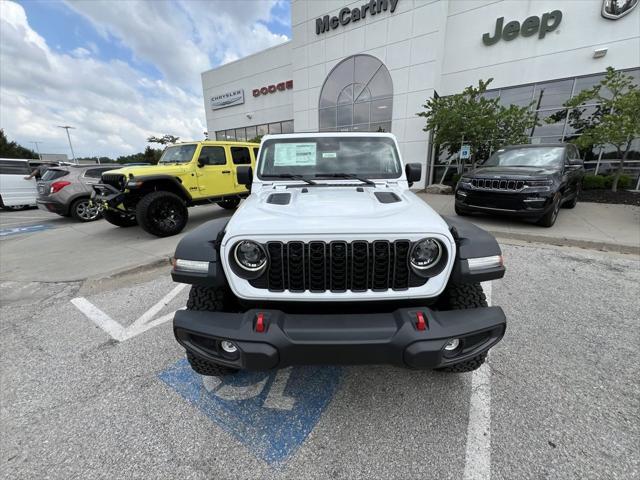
[171,133,506,375]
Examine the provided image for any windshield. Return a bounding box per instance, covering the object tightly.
[483,147,564,168]
[257,137,402,180]
[158,144,197,164]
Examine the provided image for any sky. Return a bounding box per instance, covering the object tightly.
[0,0,291,158]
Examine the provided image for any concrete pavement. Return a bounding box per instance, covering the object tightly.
[418,193,640,254]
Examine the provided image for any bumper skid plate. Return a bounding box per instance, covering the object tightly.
[174,306,506,370]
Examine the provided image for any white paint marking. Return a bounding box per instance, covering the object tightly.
[129,284,186,331]
[463,280,493,480]
[215,377,269,401]
[71,297,127,342]
[202,375,222,393]
[71,286,187,341]
[263,367,295,410]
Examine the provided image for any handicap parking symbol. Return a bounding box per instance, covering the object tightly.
[159,359,343,464]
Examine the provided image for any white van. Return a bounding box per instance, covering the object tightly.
[0,158,38,209]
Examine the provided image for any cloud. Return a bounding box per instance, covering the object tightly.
[0,0,205,158]
[0,0,289,159]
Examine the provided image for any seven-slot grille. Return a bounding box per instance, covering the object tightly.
[101,173,126,191]
[248,240,428,293]
[471,178,525,191]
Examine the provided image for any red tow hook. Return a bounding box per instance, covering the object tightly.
[415,311,427,331]
[255,312,266,333]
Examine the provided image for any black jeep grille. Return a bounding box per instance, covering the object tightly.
[471,178,525,191]
[249,240,426,293]
[102,173,126,191]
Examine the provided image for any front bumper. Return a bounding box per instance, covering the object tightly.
[174,305,506,370]
[91,184,126,210]
[455,188,555,217]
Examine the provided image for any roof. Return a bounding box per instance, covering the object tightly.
[261,132,397,140]
[501,143,568,149]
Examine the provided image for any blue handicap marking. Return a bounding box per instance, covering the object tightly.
[159,358,343,465]
[0,224,53,237]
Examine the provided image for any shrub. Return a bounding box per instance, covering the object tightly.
[582,174,606,190]
[603,174,631,190]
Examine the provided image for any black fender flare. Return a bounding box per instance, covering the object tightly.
[171,215,232,287]
[130,174,193,202]
[442,215,505,283]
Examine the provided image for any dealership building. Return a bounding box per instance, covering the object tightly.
[201,0,640,188]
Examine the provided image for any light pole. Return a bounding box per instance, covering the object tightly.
[29,141,43,161]
[57,125,77,164]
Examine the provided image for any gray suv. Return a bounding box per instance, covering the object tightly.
[37,165,117,222]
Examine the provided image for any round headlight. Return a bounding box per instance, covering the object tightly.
[410,239,442,270]
[233,241,267,271]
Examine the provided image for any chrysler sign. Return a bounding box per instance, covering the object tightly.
[210,89,244,110]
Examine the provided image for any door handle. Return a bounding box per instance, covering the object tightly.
[222,170,231,174]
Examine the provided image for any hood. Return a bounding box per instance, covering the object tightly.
[224,185,451,240]
[102,164,188,177]
[470,166,559,177]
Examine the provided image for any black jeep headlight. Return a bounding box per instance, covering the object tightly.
[233,241,267,271]
[409,238,443,271]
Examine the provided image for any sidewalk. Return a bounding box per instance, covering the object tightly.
[417,193,640,254]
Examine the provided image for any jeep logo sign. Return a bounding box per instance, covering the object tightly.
[253,80,293,97]
[316,0,399,35]
[482,10,562,46]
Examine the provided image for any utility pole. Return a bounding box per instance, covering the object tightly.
[29,141,43,161]
[57,125,77,164]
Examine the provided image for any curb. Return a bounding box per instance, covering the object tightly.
[491,231,639,255]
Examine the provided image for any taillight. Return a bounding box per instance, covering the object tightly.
[50,181,71,194]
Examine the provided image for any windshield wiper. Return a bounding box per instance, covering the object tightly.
[314,173,376,186]
[262,174,316,185]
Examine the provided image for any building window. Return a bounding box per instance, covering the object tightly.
[215,120,294,143]
[319,55,393,132]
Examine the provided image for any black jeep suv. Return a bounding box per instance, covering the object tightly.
[454,144,584,227]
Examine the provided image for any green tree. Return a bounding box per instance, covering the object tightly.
[143,146,163,164]
[147,134,180,145]
[418,79,537,170]
[549,67,640,192]
[0,129,39,159]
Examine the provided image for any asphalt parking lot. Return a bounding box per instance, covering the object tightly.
[1,208,639,479]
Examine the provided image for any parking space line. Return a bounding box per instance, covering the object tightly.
[129,284,187,331]
[462,281,493,480]
[71,297,127,341]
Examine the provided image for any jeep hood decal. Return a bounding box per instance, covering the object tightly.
[225,187,451,238]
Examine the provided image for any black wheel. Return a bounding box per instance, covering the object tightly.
[187,351,238,376]
[217,198,240,210]
[185,285,239,376]
[136,191,188,237]
[436,282,488,373]
[455,203,469,216]
[562,184,580,209]
[70,198,101,222]
[103,209,137,227]
[537,193,560,227]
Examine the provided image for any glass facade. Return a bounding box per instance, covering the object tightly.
[215,120,294,142]
[430,68,640,186]
[319,55,393,132]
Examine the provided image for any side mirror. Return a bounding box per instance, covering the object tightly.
[236,165,253,189]
[197,158,205,168]
[405,163,422,187]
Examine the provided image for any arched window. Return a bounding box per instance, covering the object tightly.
[318,55,393,132]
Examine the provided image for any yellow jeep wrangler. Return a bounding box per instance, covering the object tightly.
[93,140,259,237]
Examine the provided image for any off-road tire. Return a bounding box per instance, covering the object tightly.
[103,209,137,227]
[186,351,238,376]
[217,198,240,210]
[70,198,101,222]
[436,282,488,373]
[136,191,188,237]
[537,193,560,227]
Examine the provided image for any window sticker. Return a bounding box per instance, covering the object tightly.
[322,152,337,158]
[274,143,317,166]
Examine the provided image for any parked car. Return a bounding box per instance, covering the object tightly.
[455,144,585,227]
[92,140,259,237]
[170,132,507,377]
[0,158,37,210]
[36,165,116,221]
